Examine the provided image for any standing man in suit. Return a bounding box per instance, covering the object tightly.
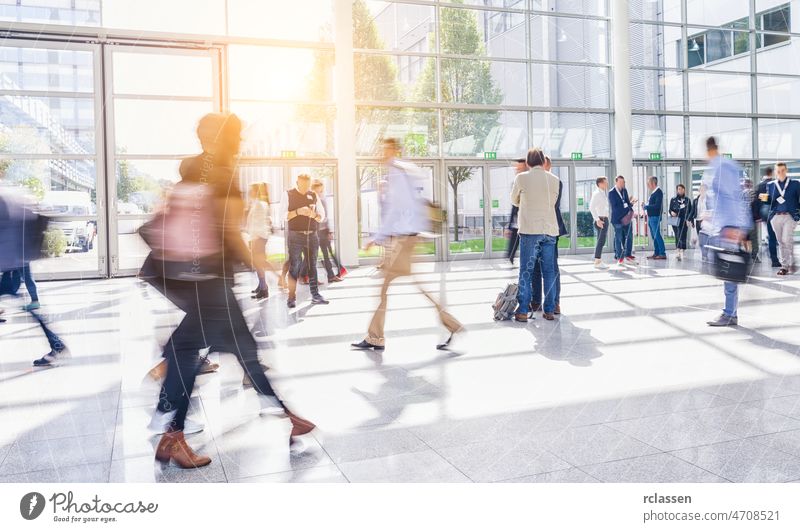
[767,162,800,276]
[505,158,527,265]
[644,176,666,260]
[608,176,638,266]
[511,148,560,322]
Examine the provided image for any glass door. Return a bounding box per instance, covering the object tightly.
[445,165,486,258]
[106,45,221,276]
[630,165,652,252]
[488,164,518,258]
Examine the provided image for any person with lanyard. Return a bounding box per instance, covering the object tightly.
[505,158,527,266]
[351,138,464,351]
[704,136,752,327]
[280,173,330,308]
[644,176,666,260]
[589,176,610,269]
[668,184,691,261]
[767,162,800,276]
[755,166,780,267]
[608,175,638,266]
[311,179,346,283]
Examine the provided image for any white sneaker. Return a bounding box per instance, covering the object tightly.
[148,409,204,435]
[594,261,609,270]
[258,394,284,416]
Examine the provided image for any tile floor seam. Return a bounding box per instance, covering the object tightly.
[410,433,476,483]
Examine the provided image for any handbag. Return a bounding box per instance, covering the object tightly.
[667,216,680,226]
[707,244,750,283]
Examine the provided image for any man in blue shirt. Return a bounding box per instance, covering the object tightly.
[704,137,753,327]
[608,175,638,265]
[767,162,800,276]
[644,176,666,260]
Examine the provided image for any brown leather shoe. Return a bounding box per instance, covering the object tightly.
[554,304,561,315]
[155,430,211,469]
[146,360,167,382]
[530,302,542,312]
[543,313,555,321]
[514,313,528,323]
[198,356,219,375]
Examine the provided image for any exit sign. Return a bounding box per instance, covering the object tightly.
[571,152,583,161]
[281,150,297,158]
[649,152,662,161]
[484,152,497,160]
[723,153,733,159]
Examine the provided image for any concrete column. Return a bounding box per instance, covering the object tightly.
[612,0,633,181]
[334,0,359,266]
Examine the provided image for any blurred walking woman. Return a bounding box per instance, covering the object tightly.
[669,184,690,261]
[247,182,272,300]
[140,113,314,469]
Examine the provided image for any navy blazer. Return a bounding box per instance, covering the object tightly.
[608,186,632,225]
[768,178,800,221]
[644,188,663,217]
[555,180,568,237]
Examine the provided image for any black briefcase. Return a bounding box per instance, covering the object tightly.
[707,245,750,283]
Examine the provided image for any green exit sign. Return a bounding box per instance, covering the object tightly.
[649,152,662,161]
[281,150,297,158]
[571,152,583,161]
[484,152,497,160]
[723,153,733,159]
[578,197,585,206]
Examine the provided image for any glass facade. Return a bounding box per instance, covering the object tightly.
[0,0,799,276]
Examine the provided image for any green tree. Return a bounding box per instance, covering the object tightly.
[353,0,400,101]
[414,2,503,241]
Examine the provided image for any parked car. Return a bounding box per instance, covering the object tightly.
[40,191,97,253]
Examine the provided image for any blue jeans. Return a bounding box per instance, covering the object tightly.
[288,230,320,298]
[708,235,739,318]
[613,223,632,259]
[517,234,557,314]
[533,237,560,305]
[648,216,665,256]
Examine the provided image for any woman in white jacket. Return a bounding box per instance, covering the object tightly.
[247,182,272,299]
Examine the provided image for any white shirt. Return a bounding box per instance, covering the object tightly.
[589,188,609,221]
[279,187,326,228]
[375,159,428,242]
[246,199,272,240]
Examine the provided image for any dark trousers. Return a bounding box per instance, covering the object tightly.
[318,229,342,279]
[288,230,320,298]
[533,236,561,305]
[157,277,282,431]
[672,220,689,250]
[766,220,779,264]
[0,269,61,352]
[594,217,609,259]
[506,228,519,263]
[251,237,268,290]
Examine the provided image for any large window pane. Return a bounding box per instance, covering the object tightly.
[688,72,751,113]
[630,69,683,111]
[628,0,682,23]
[629,23,681,68]
[355,53,432,102]
[229,46,333,102]
[758,75,800,115]
[0,0,101,27]
[447,165,484,254]
[689,116,752,159]
[112,52,213,97]
[532,64,610,109]
[440,7,526,59]
[532,0,607,17]
[759,118,800,160]
[115,159,181,215]
[687,0,749,26]
[489,165,517,253]
[101,0,225,35]
[632,115,685,159]
[531,113,612,159]
[355,107,438,157]
[355,1,434,52]
[441,110,528,158]
[0,96,95,154]
[756,35,800,73]
[233,102,335,158]
[2,158,96,197]
[114,99,210,155]
[441,58,528,106]
[531,15,609,64]
[687,27,751,70]
[0,45,93,92]
[227,0,333,41]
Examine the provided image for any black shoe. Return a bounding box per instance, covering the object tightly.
[772,262,782,268]
[311,295,329,305]
[287,298,296,309]
[33,347,68,368]
[251,288,259,293]
[351,340,384,351]
[251,288,269,300]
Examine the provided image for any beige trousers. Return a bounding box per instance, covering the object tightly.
[366,235,462,346]
[771,214,797,269]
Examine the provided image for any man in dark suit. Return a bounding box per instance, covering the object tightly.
[767,162,800,276]
[532,156,568,315]
[754,166,780,267]
[608,175,638,265]
[505,158,527,265]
